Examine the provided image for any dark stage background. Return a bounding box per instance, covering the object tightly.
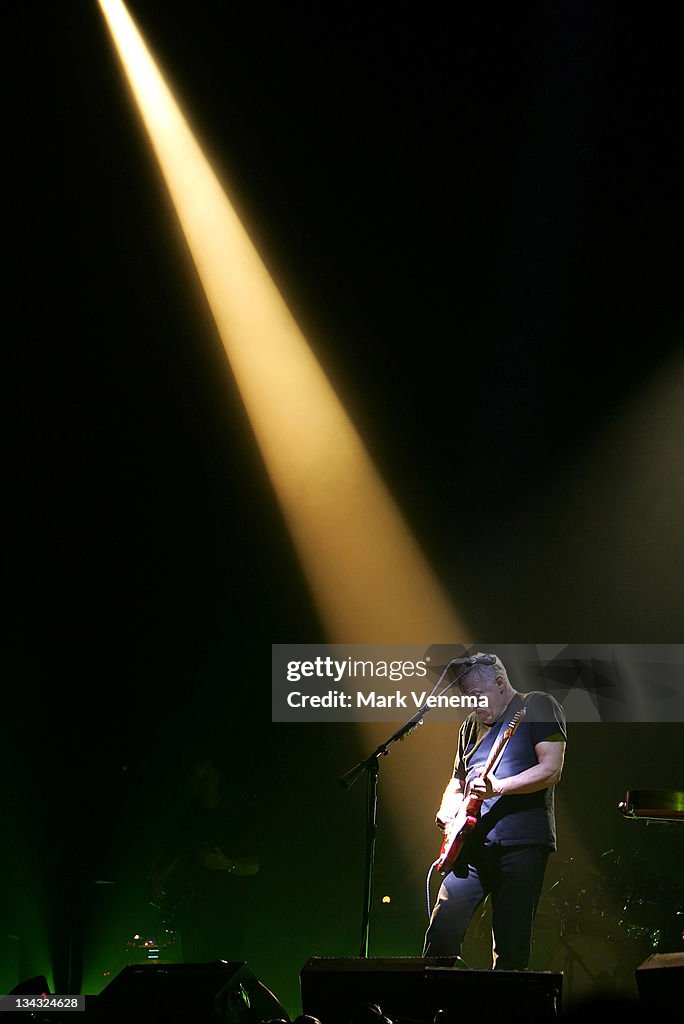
[7,1,683,1014]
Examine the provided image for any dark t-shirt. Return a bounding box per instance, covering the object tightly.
[165,797,258,908]
[453,691,566,850]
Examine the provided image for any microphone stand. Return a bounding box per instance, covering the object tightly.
[339,658,473,958]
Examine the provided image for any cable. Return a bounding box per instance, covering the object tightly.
[426,858,440,919]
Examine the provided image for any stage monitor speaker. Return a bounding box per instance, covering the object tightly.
[635,952,684,1009]
[300,957,562,1024]
[96,961,288,1023]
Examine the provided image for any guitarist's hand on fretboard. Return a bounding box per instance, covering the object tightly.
[468,773,503,800]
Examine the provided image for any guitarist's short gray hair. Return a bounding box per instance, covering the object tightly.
[469,653,511,686]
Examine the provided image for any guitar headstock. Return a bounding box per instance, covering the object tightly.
[501,705,527,740]
[508,705,527,729]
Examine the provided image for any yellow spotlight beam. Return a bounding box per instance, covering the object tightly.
[97,0,468,644]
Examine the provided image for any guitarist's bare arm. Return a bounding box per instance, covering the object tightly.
[435,777,465,833]
[470,738,565,799]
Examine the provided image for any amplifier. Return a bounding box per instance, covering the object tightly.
[97,961,287,1023]
[300,957,562,1024]
[636,952,684,1009]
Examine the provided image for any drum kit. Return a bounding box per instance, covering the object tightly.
[530,790,684,1002]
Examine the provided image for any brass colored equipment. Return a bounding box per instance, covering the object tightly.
[619,790,684,823]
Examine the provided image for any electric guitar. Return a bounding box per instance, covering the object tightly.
[149,852,200,932]
[149,846,258,932]
[436,705,527,874]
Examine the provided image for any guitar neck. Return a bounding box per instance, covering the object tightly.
[482,732,509,777]
[482,707,526,778]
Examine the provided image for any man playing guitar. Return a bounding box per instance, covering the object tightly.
[423,654,566,969]
[147,750,259,962]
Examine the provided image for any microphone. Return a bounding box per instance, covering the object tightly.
[448,654,497,667]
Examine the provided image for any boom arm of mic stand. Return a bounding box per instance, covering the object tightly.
[338,709,426,791]
[338,657,472,791]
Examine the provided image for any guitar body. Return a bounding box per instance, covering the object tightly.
[149,854,199,932]
[436,793,483,874]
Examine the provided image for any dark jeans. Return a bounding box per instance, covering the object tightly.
[423,843,549,970]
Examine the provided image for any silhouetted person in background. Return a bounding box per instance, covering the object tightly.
[147,749,258,962]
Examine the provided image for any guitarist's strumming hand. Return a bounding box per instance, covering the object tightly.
[435,770,507,875]
[435,778,465,833]
[435,810,455,835]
